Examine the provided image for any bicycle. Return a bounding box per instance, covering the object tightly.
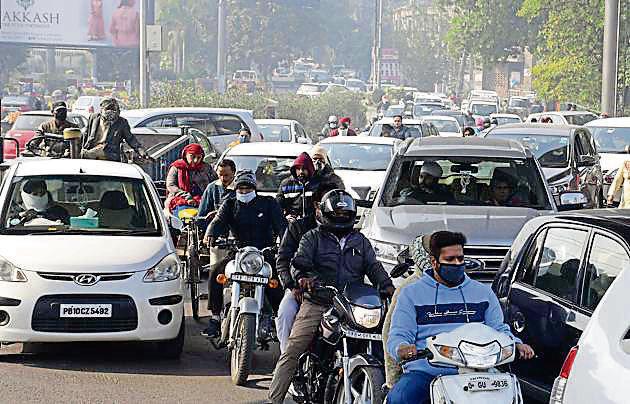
[176,207,207,321]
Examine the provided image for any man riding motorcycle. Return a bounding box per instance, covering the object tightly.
[267,189,394,404]
[203,170,288,337]
[31,101,79,156]
[386,231,535,404]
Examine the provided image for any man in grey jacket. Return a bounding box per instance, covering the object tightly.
[82,98,147,161]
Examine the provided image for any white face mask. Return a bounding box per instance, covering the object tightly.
[236,191,256,204]
[21,190,48,212]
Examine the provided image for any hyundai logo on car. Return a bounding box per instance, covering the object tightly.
[74,274,99,286]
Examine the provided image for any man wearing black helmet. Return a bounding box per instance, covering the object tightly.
[32,101,79,156]
[267,189,394,404]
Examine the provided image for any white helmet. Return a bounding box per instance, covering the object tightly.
[328,115,338,124]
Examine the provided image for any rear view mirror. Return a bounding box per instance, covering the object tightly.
[390,263,411,278]
[167,214,184,231]
[297,137,308,144]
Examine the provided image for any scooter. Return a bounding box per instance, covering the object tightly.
[209,239,279,386]
[398,322,523,404]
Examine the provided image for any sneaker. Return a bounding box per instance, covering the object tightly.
[201,318,221,338]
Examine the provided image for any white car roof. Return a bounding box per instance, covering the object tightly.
[14,159,144,179]
[469,100,497,105]
[225,142,311,157]
[375,118,422,125]
[491,113,521,119]
[422,115,459,122]
[255,119,296,125]
[121,107,254,119]
[585,117,630,127]
[529,111,596,117]
[319,136,399,145]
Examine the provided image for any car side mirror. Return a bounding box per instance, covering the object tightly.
[558,191,588,210]
[297,137,308,144]
[390,262,411,278]
[356,199,373,209]
[577,155,597,167]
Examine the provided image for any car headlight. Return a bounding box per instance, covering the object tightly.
[434,344,464,365]
[143,254,181,282]
[459,341,501,368]
[371,240,403,264]
[239,251,264,275]
[0,256,27,282]
[351,305,382,329]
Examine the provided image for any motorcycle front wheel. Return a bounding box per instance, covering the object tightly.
[334,366,385,404]
[231,313,256,386]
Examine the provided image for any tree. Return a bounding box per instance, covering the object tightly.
[0,45,28,90]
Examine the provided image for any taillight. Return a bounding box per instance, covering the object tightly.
[550,346,578,404]
[88,106,94,113]
[559,346,578,379]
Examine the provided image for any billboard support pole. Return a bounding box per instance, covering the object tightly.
[139,0,149,108]
[216,0,227,94]
[601,0,620,116]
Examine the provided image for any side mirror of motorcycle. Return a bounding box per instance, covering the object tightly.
[167,214,184,231]
[464,258,484,272]
[390,262,411,278]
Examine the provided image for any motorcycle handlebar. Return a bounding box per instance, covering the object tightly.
[399,348,433,366]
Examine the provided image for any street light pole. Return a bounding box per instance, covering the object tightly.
[601,0,620,116]
[372,0,382,90]
[216,0,227,94]
[139,0,149,108]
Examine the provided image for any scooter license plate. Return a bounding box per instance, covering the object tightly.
[466,376,511,392]
[230,274,268,284]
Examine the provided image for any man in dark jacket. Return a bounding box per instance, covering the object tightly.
[268,189,394,403]
[203,170,288,337]
[389,115,415,140]
[309,145,345,190]
[276,152,317,219]
[275,181,338,354]
[32,101,79,156]
[82,98,147,161]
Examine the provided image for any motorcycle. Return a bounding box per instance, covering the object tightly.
[395,322,523,404]
[209,239,279,385]
[292,284,388,404]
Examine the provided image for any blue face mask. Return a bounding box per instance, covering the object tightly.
[239,135,249,143]
[438,262,466,286]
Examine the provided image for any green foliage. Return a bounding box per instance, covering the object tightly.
[149,81,366,135]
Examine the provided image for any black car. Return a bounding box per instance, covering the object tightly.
[492,210,630,402]
[485,124,603,208]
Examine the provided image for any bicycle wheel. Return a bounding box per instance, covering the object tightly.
[187,225,202,321]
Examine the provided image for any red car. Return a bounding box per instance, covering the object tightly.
[3,111,87,159]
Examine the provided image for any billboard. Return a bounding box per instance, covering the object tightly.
[0,0,140,48]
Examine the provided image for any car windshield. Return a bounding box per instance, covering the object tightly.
[381,156,551,209]
[123,115,143,127]
[509,99,528,108]
[384,106,404,117]
[258,124,291,142]
[495,116,522,125]
[487,133,569,167]
[322,143,392,171]
[414,104,443,116]
[370,123,422,137]
[426,119,459,133]
[565,113,597,126]
[590,126,630,153]
[12,115,50,130]
[226,155,295,192]
[471,104,498,116]
[1,175,160,235]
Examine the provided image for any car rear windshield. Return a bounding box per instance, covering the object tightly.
[12,115,50,130]
[258,124,291,142]
[495,117,522,125]
[565,114,597,126]
[321,143,393,171]
[414,104,444,116]
[1,175,160,235]
[369,123,422,138]
[225,155,295,192]
[380,156,551,210]
[384,106,404,117]
[471,104,498,116]
[425,119,459,133]
[590,126,630,153]
[486,133,569,167]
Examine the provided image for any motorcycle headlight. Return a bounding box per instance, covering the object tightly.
[434,344,464,365]
[351,305,382,329]
[239,251,264,275]
[459,341,501,368]
[371,240,403,265]
[0,256,27,282]
[143,254,181,282]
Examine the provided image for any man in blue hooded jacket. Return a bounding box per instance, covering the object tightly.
[387,231,535,404]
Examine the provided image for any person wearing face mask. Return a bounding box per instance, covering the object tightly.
[309,145,345,190]
[203,170,287,337]
[400,161,454,204]
[329,116,357,137]
[228,127,253,148]
[267,189,394,403]
[33,101,79,156]
[386,231,535,404]
[15,179,70,225]
[276,152,317,219]
[82,97,147,161]
[165,143,217,214]
[321,115,338,138]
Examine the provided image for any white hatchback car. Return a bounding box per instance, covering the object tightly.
[0,159,184,357]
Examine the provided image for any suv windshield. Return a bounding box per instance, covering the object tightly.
[226,155,295,192]
[414,104,444,116]
[590,126,630,153]
[471,104,498,116]
[2,175,160,235]
[486,133,569,167]
[322,143,393,171]
[381,156,551,210]
[258,124,291,142]
[425,119,459,133]
[565,113,597,126]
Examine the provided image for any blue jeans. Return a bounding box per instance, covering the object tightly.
[387,371,434,404]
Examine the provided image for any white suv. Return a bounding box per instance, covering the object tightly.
[0,159,184,358]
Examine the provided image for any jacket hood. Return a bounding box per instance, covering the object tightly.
[291,152,315,179]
